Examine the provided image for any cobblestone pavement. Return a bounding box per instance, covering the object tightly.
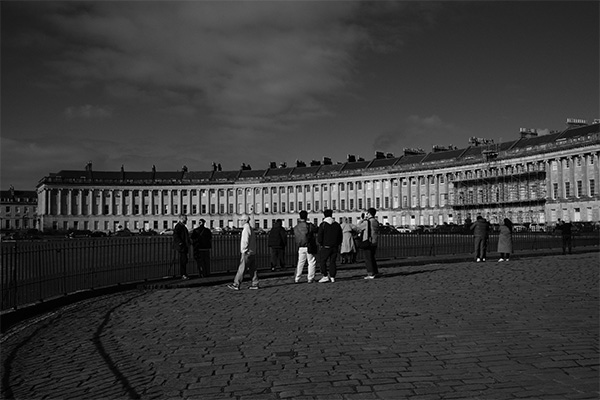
[1,252,598,399]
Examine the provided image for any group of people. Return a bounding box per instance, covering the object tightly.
[227,208,381,290]
[470,215,514,262]
[172,215,212,280]
[173,208,563,289]
[171,208,381,290]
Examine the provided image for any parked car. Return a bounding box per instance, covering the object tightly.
[67,229,92,238]
[90,230,108,237]
[395,225,411,233]
[512,224,528,232]
[159,229,174,236]
[379,224,399,235]
[137,229,158,236]
[529,223,547,232]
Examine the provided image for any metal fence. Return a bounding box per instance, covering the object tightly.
[1,232,598,311]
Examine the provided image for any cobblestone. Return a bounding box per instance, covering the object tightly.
[1,250,598,399]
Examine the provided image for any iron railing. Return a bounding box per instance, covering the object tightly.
[1,232,598,311]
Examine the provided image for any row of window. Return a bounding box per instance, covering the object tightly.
[552,179,596,199]
[3,206,36,214]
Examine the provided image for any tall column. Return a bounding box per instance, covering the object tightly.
[581,155,588,196]
[555,159,563,199]
[67,189,72,216]
[570,156,576,197]
[44,189,50,215]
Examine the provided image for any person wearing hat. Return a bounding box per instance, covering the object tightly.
[191,219,212,277]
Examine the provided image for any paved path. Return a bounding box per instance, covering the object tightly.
[1,252,598,399]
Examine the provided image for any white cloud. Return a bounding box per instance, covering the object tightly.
[42,2,365,129]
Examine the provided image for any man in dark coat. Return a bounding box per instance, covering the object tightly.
[317,209,343,283]
[172,214,191,279]
[555,219,573,254]
[268,219,287,271]
[190,218,212,277]
[470,215,490,262]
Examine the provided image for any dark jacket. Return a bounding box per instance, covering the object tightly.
[293,220,318,254]
[470,218,489,237]
[268,222,287,249]
[190,226,212,257]
[172,222,190,253]
[317,217,343,248]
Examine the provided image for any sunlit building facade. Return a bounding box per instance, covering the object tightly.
[36,119,600,233]
[1,187,38,231]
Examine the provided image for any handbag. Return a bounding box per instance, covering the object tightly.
[357,218,372,249]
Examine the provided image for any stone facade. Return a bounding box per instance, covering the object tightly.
[36,120,600,233]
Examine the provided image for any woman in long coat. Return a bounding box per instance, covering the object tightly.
[340,217,357,264]
[497,218,513,262]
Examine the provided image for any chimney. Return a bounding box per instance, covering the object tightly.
[566,118,587,128]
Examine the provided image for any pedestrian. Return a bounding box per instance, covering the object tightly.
[497,218,513,262]
[172,214,191,279]
[340,217,357,264]
[357,208,380,279]
[556,219,573,254]
[293,210,318,283]
[470,215,489,262]
[190,218,212,277]
[317,209,343,283]
[227,214,259,290]
[268,219,287,271]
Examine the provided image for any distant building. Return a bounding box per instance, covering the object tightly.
[36,118,599,233]
[0,186,39,231]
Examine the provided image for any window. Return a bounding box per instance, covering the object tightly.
[577,181,583,197]
[590,179,596,196]
[340,199,346,210]
[358,199,363,209]
[553,183,558,199]
[349,199,354,210]
[564,182,571,198]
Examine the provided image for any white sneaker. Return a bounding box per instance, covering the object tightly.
[482,258,486,262]
[476,258,481,262]
[318,276,330,283]
[330,277,335,283]
[364,275,375,280]
[498,258,504,262]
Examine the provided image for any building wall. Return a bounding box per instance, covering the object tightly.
[0,189,39,230]
[36,138,600,233]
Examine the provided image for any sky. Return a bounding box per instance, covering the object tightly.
[1,1,598,191]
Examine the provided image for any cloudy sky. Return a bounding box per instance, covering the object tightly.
[2,1,598,191]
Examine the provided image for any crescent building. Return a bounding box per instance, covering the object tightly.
[36,118,600,233]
